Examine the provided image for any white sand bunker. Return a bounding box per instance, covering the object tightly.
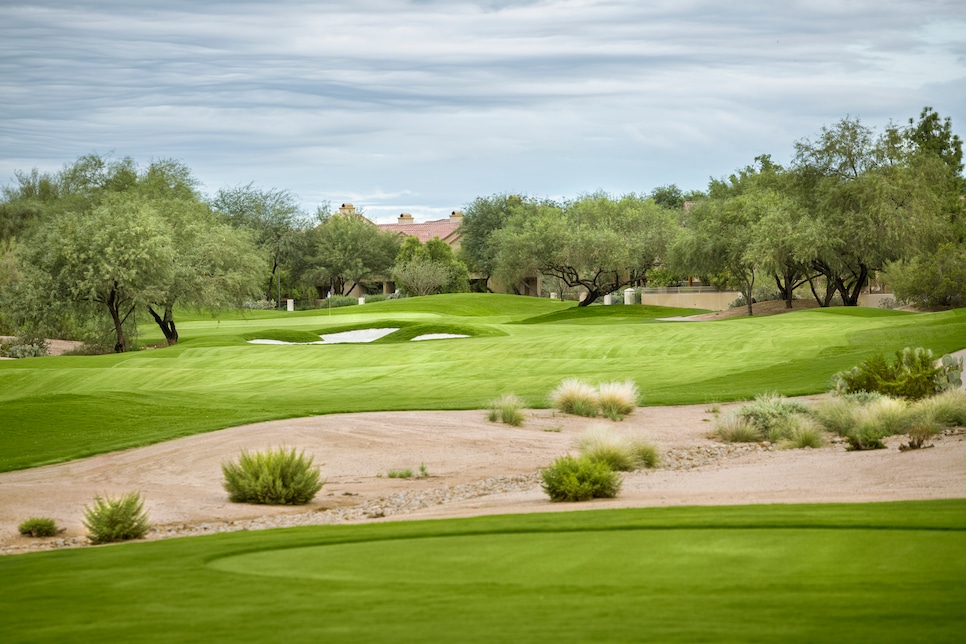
[248,328,398,345]
[247,328,470,345]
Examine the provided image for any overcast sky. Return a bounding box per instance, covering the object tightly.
[2,1,964,223]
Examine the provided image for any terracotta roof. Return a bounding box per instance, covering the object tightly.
[377,218,462,245]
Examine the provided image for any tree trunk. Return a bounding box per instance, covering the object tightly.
[148,304,179,345]
[834,264,868,306]
[577,288,599,307]
[106,287,126,353]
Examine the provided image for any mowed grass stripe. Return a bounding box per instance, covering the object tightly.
[3,295,966,471]
[1,501,964,643]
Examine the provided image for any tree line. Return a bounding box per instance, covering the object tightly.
[1,107,963,351]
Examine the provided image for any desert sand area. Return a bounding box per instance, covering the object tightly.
[3,400,965,555]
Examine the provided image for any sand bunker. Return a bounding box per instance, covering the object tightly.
[249,328,399,345]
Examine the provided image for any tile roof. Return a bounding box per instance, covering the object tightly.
[377,218,462,245]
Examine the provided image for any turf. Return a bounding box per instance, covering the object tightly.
[3,294,966,471]
[1,501,963,643]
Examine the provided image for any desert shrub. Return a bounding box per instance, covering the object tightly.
[487,393,526,426]
[629,441,660,469]
[833,348,963,400]
[222,447,324,505]
[901,424,940,451]
[845,423,886,451]
[18,517,58,537]
[779,417,825,450]
[910,389,966,428]
[243,299,276,310]
[714,412,761,443]
[320,295,358,309]
[387,468,413,479]
[736,394,810,438]
[1,333,49,359]
[577,426,658,471]
[549,378,599,417]
[83,492,150,544]
[863,396,915,436]
[364,294,388,303]
[812,398,861,436]
[597,380,640,421]
[540,455,622,502]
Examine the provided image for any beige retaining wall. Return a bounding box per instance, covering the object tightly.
[640,291,742,311]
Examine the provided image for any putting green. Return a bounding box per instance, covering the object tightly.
[211,527,965,589]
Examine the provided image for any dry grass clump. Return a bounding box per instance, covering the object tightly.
[597,380,640,421]
[222,447,325,505]
[486,392,526,426]
[576,425,659,471]
[778,417,825,450]
[549,378,599,417]
[714,412,761,443]
[911,389,966,428]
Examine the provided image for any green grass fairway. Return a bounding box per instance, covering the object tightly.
[2,501,964,643]
[3,294,966,471]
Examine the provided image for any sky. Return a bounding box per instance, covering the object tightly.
[1,1,965,224]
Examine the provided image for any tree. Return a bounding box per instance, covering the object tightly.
[649,184,685,210]
[791,116,954,305]
[16,194,175,352]
[886,243,966,309]
[491,192,675,306]
[310,211,400,296]
[672,190,761,316]
[458,194,529,290]
[392,235,469,296]
[391,259,453,296]
[211,184,309,301]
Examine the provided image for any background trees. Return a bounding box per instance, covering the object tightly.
[392,236,470,297]
[2,155,265,350]
[491,192,676,306]
[211,184,309,302]
[309,210,401,296]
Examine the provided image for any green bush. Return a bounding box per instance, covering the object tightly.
[18,517,58,537]
[387,468,413,479]
[487,393,526,426]
[1,333,49,359]
[222,447,325,505]
[83,492,150,544]
[540,455,622,502]
[845,424,887,451]
[320,295,358,309]
[833,348,963,400]
[549,378,599,417]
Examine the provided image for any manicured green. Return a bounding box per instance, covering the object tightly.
[2,501,964,643]
[3,293,966,471]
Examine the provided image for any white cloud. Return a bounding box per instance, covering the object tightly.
[1,0,964,215]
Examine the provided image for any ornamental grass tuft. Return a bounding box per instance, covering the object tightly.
[577,425,659,471]
[549,378,599,417]
[486,393,526,426]
[83,491,150,544]
[222,447,325,505]
[597,380,640,421]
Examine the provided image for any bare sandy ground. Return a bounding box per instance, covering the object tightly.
[3,400,965,554]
